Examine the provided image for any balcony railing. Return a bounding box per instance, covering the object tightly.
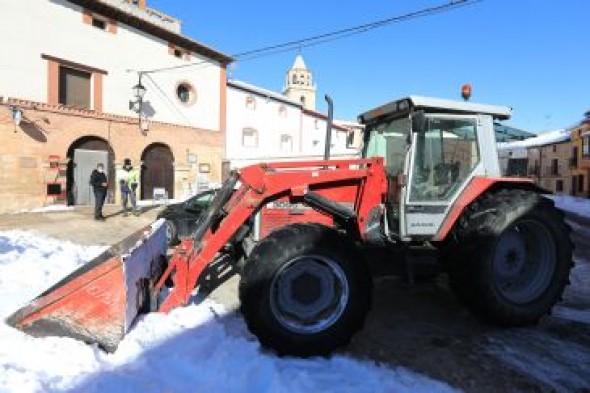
[570,157,578,168]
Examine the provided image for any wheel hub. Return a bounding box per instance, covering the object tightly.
[290,272,322,305]
[495,229,527,279]
[271,255,349,334]
[492,220,556,304]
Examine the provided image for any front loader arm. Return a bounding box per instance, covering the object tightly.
[157,158,387,312]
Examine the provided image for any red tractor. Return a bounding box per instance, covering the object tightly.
[9,96,573,357]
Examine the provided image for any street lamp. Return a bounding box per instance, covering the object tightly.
[132,81,146,101]
[129,74,146,114]
[129,73,150,133]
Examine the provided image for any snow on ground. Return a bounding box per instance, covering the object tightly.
[0,231,457,393]
[484,194,590,391]
[484,266,590,391]
[17,205,74,214]
[485,329,590,392]
[136,198,185,207]
[548,194,590,220]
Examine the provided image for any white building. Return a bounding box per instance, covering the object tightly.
[0,0,230,128]
[0,0,231,211]
[226,81,359,169]
[225,55,360,169]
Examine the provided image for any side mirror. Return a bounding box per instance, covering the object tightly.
[411,110,426,133]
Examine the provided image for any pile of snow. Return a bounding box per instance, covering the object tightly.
[497,128,569,151]
[546,195,590,220]
[0,231,456,393]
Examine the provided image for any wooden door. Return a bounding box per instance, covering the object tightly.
[141,144,174,200]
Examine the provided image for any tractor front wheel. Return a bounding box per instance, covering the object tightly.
[239,223,372,356]
[445,189,573,326]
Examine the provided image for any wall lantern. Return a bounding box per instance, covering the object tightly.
[129,73,146,114]
[129,73,149,132]
[132,81,146,100]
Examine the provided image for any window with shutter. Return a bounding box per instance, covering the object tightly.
[58,66,91,108]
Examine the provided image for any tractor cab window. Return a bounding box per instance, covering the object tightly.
[409,117,479,201]
[364,117,410,177]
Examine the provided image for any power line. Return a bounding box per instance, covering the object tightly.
[233,0,479,59]
[141,0,481,75]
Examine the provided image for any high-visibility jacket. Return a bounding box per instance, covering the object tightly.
[128,168,139,185]
[116,167,139,185]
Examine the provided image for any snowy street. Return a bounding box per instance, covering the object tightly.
[0,229,455,393]
[0,196,589,392]
[346,197,590,392]
[0,209,456,393]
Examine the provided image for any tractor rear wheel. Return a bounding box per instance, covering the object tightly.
[239,223,372,356]
[445,189,573,326]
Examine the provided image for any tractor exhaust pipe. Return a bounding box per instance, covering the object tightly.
[324,94,333,161]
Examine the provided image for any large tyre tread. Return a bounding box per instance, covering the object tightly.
[444,189,573,327]
[239,223,372,357]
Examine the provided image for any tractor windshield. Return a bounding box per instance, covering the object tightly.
[363,117,410,177]
[409,117,479,201]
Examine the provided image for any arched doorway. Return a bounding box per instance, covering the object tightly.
[141,143,174,200]
[67,136,115,205]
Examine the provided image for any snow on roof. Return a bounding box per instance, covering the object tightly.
[228,79,301,107]
[497,128,570,151]
[334,119,365,129]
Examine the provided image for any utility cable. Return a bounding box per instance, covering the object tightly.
[140,0,481,75]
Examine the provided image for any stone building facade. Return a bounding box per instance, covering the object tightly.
[570,116,590,197]
[527,140,572,194]
[498,129,572,195]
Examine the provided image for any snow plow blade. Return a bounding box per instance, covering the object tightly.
[6,220,167,352]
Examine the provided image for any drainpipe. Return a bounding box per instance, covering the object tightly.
[324,95,333,161]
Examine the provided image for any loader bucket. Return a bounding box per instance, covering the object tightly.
[5,219,168,352]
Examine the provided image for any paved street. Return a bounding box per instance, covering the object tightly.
[1,208,589,392]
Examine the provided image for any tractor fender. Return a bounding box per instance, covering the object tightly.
[433,177,548,242]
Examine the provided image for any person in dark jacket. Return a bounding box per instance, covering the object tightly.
[90,163,108,221]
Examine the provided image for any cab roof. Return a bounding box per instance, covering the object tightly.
[358,95,512,124]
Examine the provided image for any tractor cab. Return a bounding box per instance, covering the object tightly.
[358,96,512,239]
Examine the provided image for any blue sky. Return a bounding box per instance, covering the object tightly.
[149,0,588,133]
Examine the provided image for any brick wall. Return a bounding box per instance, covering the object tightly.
[0,101,224,213]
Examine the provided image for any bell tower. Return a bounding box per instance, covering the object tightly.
[283,55,316,110]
